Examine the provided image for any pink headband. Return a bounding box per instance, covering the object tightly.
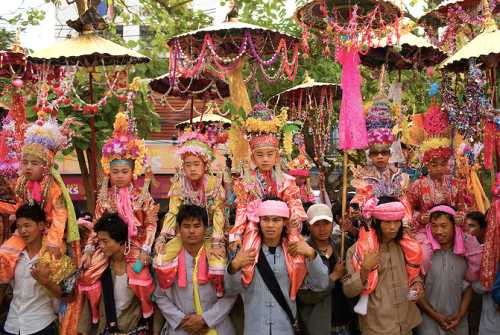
[429,205,456,216]
[258,200,290,219]
[289,170,310,176]
[363,198,406,221]
[246,199,290,222]
[77,216,93,229]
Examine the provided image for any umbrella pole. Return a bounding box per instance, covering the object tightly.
[88,69,98,206]
[340,150,348,260]
[198,99,207,127]
[189,97,194,126]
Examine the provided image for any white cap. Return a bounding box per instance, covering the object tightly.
[307,204,333,225]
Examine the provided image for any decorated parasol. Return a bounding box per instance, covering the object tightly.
[28,2,150,205]
[360,20,446,104]
[294,0,401,30]
[417,0,500,53]
[294,0,401,258]
[0,27,62,144]
[149,69,230,125]
[269,72,342,204]
[269,72,341,164]
[165,1,300,117]
[175,107,231,131]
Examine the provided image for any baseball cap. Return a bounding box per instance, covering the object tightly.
[307,204,333,225]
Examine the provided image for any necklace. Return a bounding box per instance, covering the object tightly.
[319,243,330,254]
[185,177,206,208]
[427,175,449,204]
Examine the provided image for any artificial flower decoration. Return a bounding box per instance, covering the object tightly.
[175,130,216,166]
[101,112,148,179]
[23,113,82,166]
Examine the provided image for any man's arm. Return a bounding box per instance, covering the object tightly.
[30,262,75,302]
[297,278,335,304]
[447,286,473,330]
[201,293,238,329]
[154,285,186,330]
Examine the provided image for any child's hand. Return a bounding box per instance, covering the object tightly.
[454,215,465,227]
[154,243,165,255]
[139,253,151,268]
[289,214,301,232]
[422,213,431,224]
[208,247,226,260]
[80,250,91,270]
[403,227,415,239]
[231,240,242,253]
[45,246,62,261]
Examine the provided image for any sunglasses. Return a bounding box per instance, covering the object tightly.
[369,149,391,157]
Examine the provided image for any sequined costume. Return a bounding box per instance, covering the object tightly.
[229,166,307,300]
[407,175,482,281]
[154,174,226,296]
[288,154,315,204]
[78,112,159,323]
[299,184,315,203]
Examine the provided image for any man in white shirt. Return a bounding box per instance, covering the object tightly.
[1,204,75,335]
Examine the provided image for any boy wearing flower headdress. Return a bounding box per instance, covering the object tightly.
[349,82,422,315]
[406,106,481,287]
[0,113,81,286]
[288,154,316,204]
[0,113,82,335]
[79,112,159,323]
[153,130,227,297]
[229,100,307,301]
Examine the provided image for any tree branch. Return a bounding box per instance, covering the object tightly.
[404,4,418,23]
[169,0,193,10]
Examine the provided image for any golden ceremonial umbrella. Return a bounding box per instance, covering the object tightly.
[175,108,231,131]
[28,4,150,203]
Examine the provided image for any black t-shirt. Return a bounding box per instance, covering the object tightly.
[328,252,351,327]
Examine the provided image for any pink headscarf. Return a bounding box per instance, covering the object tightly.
[247,199,290,223]
[426,205,465,255]
[362,198,406,221]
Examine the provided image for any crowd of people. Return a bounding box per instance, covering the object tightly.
[0,86,500,335]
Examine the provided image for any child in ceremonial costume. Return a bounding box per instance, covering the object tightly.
[0,112,82,335]
[229,91,307,301]
[79,111,159,323]
[407,106,482,287]
[0,112,80,285]
[153,129,227,296]
[349,72,422,315]
[288,154,315,204]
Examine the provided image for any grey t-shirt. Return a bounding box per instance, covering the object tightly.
[418,247,468,335]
